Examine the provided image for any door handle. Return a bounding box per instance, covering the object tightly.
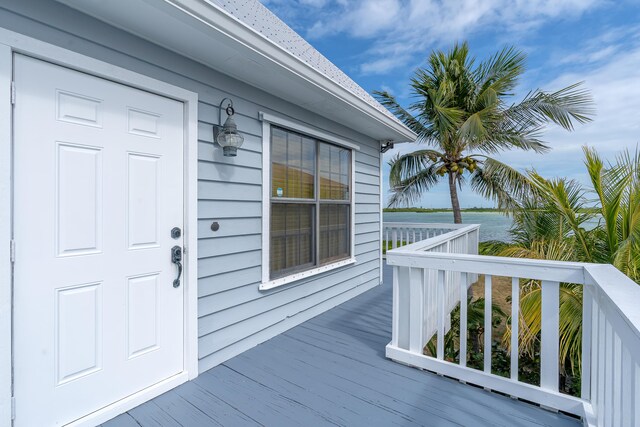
[171,245,183,288]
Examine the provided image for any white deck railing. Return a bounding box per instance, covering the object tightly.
[386,234,640,427]
[384,223,480,351]
[383,222,479,252]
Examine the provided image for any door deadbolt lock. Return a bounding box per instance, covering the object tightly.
[171,227,181,239]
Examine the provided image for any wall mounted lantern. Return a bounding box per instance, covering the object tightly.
[380,140,394,153]
[214,98,244,157]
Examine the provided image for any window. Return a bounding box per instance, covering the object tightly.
[269,126,352,280]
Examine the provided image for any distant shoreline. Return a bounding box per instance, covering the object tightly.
[383,207,503,213]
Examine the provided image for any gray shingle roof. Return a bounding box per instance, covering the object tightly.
[208,0,403,127]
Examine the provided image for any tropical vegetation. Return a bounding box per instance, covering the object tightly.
[375,42,594,223]
[477,147,640,393]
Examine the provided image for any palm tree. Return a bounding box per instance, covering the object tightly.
[375,42,594,223]
[483,147,640,384]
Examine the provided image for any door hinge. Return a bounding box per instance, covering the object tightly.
[10,81,15,105]
[10,239,15,263]
[11,396,15,420]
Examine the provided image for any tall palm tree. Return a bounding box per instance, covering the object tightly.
[375,42,594,223]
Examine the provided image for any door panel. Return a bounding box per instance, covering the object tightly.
[56,142,103,256]
[13,55,185,427]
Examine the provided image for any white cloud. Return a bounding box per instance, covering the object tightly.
[296,0,603,74]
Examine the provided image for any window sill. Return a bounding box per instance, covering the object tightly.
[259,258,357,291]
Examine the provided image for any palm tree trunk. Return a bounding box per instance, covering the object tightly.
[448,172,462,224]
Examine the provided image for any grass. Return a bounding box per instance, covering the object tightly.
[381,240,407,254]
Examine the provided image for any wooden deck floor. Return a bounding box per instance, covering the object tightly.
[103,264,580,427]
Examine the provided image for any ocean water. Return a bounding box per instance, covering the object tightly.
[383,211,514,242]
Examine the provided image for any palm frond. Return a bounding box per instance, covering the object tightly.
[387,153,443,207]
[505,82,595,131]
[373,90,431,139]
[470,158,532,210]
[474,45,526,98]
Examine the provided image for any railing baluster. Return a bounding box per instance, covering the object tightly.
[460,272,468,367]
[581,286,593,400]
[590,296,599,414]
[613,333,622,426]
[621,346,632,426]
[540,280,559,392]
[391,229,397,249]
[409,267,424,354]
[510,277,519,381]
[385,229,389,253]
[597,307,606,427]
[633,361,639,426]
[484,275,492,373]
[605,320,613,426]
[437,269,445,360]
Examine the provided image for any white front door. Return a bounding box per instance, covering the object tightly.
[13,55,185,426]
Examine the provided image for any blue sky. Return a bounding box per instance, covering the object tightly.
[261,0,640,207]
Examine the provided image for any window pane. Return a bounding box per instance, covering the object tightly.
[271,128,287,198]
[301,137,315,199]
[271,127,315,199]
[270,203,315,279]
[286,133,302,198]
[319,142,350,200]
[319,204,350,265]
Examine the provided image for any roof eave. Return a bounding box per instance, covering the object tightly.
[57,0,417,143]
[176,0,417,143]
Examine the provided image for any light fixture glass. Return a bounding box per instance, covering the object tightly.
[214,98,244,157]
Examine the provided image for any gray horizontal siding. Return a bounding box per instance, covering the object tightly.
[2,0,384,373]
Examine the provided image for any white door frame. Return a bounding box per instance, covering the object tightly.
[0,29,199,427]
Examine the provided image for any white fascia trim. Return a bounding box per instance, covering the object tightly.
[259,111,360,151]
[162,0,417,142]
[0,43,11,426]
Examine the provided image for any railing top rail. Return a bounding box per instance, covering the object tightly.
[383,222,478,230]
[387,250,587,283]
[388,224,480,253]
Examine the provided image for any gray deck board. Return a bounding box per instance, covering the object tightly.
[104,263,580,427]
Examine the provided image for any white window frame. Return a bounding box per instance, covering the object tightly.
[260,112,357,290]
